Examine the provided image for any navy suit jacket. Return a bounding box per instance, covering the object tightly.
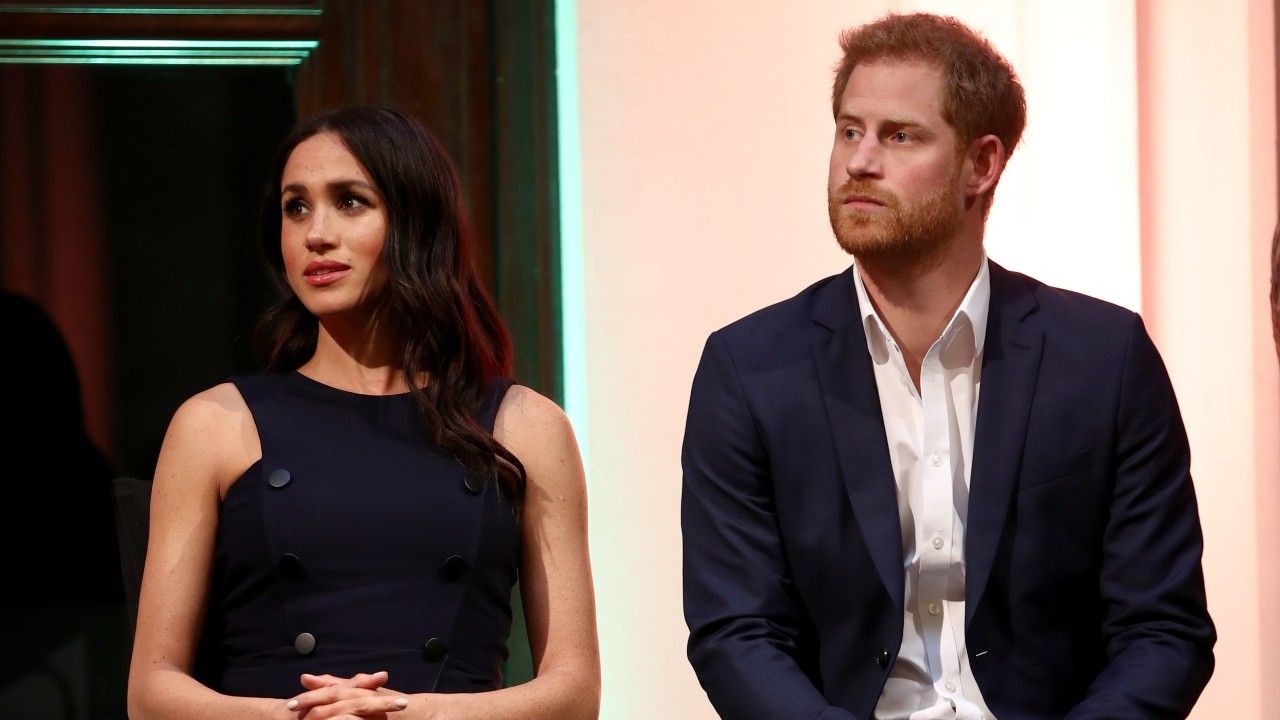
[681,262,1214,720]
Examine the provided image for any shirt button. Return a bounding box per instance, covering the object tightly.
[931,535,944,550]
[927,602,940,616]
[929,453,942,467]
[945,680,956,693]
[899,375,909,387]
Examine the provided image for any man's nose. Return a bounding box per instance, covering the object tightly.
[845,135,883,178]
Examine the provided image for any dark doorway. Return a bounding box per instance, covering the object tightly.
[0,62,294,719]
[95,65,293,479]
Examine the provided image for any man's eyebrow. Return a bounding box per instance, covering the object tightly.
[836,112,930,129]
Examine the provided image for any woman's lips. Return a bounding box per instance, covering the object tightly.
[303,260,351,286]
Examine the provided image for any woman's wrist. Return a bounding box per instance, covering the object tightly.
[410,691,452,720]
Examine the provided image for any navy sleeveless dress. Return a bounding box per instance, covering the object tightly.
[194,371,520,697]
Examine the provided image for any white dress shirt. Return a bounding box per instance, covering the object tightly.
[854,258,996,720]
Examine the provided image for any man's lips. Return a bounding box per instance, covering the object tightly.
[303,260,351,286]
[843,194,886,207]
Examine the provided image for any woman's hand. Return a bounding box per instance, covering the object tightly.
[299,671,390,693]
[285,671,410,719]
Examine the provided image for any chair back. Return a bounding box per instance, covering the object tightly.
[111,476,151,630]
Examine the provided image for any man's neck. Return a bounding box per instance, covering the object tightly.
[856,236,984,385]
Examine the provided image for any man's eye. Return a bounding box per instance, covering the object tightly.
[892,131,910,143]
[844,128,860,140]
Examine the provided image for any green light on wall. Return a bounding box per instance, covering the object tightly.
[0,5,319,15]
[0,39,317,65]
[555,0,587,466]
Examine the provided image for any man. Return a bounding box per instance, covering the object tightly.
[681,13,1214,720]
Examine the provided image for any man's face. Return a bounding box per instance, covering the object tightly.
[827,59,966,263]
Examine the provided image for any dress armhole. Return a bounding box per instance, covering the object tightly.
[478,378,517,433]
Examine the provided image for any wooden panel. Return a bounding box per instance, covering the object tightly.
[493,0,560,400]
[0,1,322,39]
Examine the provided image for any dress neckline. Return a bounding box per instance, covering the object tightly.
[288,370,413,400]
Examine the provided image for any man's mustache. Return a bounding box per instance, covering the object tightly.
[833,182,898,209]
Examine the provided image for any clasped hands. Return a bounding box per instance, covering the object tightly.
[283,670,416,719]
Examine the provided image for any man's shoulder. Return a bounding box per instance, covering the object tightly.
[709,268,852,349]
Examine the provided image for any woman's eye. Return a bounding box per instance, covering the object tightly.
[339,194,369,211]
[282,198,306,217]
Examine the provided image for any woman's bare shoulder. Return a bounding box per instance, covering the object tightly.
[166,382,251,439]
[493,385,581,485]
[159,382,259,496]
[494,384,571,443]
[179,381,246,416]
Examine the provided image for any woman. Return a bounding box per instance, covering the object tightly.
[128,107,599,719]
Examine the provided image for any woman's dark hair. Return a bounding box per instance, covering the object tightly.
[256,106,524,503]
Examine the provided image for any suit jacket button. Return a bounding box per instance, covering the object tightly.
[294,632,316,656]
[423,637,448,662]
[463,473,483,494]
[875,648,891,668]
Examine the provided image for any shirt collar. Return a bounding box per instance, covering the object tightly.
[851,254,991,365]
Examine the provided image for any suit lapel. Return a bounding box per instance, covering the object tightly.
[965,263,1042,624]
[812,268,904,610]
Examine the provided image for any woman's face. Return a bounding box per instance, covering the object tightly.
[279,132,389,322]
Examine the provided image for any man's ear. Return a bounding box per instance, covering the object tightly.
[965,134,1006,199]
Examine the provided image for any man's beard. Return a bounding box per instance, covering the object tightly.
[827,167,963,267]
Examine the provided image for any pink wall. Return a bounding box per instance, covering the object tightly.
[576,3,850,716]
[1137,0,1279,715]
[574,1,1279,717]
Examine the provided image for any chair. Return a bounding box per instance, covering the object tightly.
[111,476,152,631]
